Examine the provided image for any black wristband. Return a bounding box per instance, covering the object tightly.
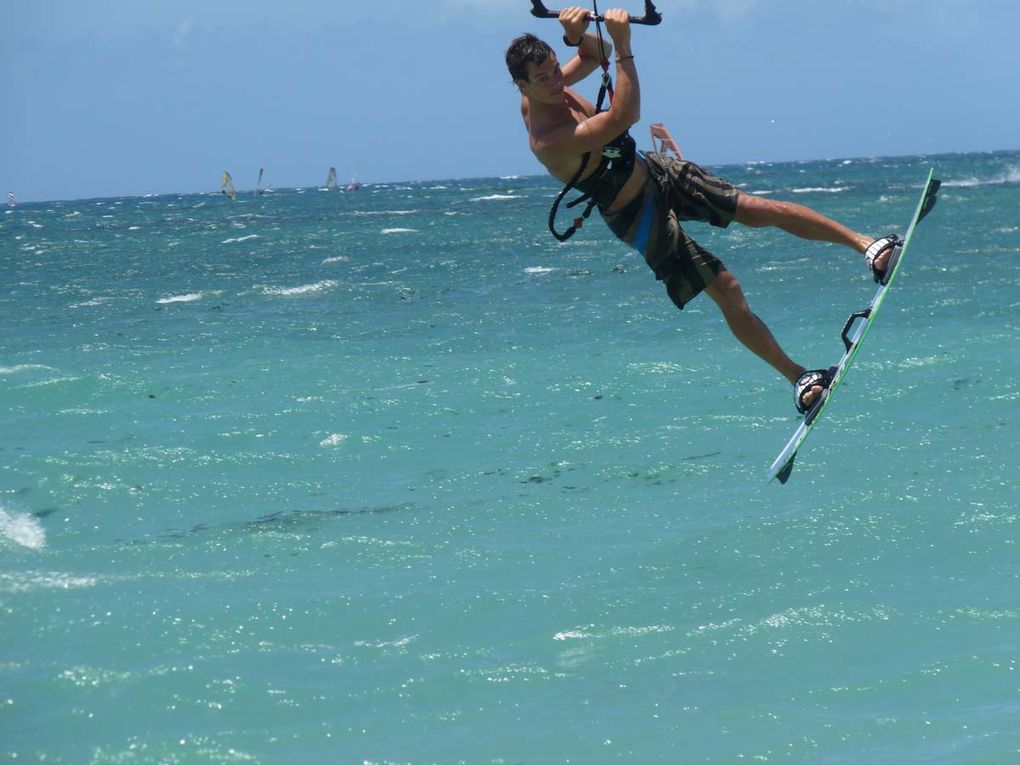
[563,34,582,47]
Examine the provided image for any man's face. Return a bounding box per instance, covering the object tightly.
[517,54,565,104]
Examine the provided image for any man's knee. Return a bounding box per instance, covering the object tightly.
[706,270,748,311]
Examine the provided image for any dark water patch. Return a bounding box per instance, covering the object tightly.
[126,502,415,545]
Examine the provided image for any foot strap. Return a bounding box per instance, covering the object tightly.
[794,368,834,415]
[864,234,902,284]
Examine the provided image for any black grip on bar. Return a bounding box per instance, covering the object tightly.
[530,0,662,25]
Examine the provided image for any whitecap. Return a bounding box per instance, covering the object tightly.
[381,228,418,234]
[0,508,46,549]
[319,433,348,447]
[470,194,521,202]
[0,364,55,375]
[157,292,203,304]
[942,168,1020,188]
[553,629,591,640]
[791,186,848,194]
[221,234,260,244]
[260,280,338,297]
[524,266,556,275]
[0,571,99,593]
[69,297,113,308]
[350,210,417,217]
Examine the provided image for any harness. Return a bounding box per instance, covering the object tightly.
[547,1,618,242]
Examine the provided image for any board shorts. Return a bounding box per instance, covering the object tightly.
[601,153,740,310]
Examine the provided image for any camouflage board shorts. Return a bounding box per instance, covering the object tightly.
[601,153,740,310]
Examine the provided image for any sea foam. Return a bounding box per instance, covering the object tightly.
[0,507,46,549]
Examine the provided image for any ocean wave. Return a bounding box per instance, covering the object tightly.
[0,364,55,375]
[259,280,338,297]
[791,186,848,194]
[157,292,204,304]
[942,167,1020,188]
[349,210,417,217]
[221,234,260,244]
[0,571,100,593]
[70,297,114,308]
[471,194,522,202]
[0,508,46,549]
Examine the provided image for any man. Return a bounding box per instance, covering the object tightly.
[505,8,899,414]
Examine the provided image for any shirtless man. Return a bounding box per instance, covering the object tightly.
[506,8,899,413]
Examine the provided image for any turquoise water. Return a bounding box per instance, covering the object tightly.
[2,152,1018,764]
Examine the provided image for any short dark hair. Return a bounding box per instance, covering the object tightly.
[505,33,554,83]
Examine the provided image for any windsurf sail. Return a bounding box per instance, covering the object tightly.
[221,171,237,201]
[325,167,338,191]
[6,192,15,208]
[649,123,683,159]
[254,168,265,196]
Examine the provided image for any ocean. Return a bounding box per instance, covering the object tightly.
[2,151,1018,764]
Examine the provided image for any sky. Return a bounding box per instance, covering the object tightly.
[3,0,1018,202]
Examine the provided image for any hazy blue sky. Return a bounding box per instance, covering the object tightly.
[3,0,1018,201]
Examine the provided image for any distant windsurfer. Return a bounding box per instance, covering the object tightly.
[506,8,900,413]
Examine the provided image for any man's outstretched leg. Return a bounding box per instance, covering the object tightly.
[733,194,896,275]
[703,270,826,407]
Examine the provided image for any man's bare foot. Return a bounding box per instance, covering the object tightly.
[799,382,824,409]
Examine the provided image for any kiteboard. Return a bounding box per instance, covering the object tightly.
[769,169,941,484]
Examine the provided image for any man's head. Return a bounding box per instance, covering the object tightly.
[506,34,565,104]
[506,33,555,85]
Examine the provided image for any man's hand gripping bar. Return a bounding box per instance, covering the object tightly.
[529,0,662,25]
